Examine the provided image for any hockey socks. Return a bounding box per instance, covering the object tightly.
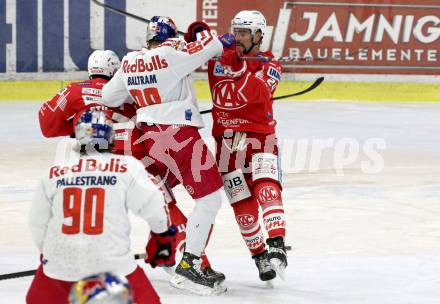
[232,198,266,256]
[185,190,222,257]
[255,181,286,238]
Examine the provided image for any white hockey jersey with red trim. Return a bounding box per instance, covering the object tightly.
[29,151,170,281]
[101,30,223,127]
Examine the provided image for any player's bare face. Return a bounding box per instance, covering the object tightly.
[233,29,262,53]
[233,29,253,52]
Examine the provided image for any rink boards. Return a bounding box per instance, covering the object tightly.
[0,79,439,103]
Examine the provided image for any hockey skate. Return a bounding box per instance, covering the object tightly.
[266,236,288,280]
[252,250,276,281]
[171,252,227,295]
[204,265,226,283]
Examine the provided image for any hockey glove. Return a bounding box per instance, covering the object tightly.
[184,21,211,43]
[145,225,177,268]
[220,47,247,78]
[219,33,236,49]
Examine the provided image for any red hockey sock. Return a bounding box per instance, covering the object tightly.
[167,202,187,253]
[200,224,214,269]
[254,181,286,238]
[232,198,265,256]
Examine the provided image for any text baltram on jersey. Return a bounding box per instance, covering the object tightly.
[101,30,223,127]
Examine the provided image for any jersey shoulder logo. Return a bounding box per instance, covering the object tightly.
[267,66,281,81]
[213,61,225,76]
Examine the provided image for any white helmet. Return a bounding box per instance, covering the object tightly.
[231,10,266,36]
[87,50,120,78]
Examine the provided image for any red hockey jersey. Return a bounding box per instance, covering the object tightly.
[39,78,136,136]
[208,50,282,137]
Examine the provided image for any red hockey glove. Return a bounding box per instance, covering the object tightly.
[144,225,177,268]
[184,21,211,43]
[219,47,247,78]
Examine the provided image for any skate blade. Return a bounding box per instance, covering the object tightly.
[170,274,227,296]
[270,259,286,280]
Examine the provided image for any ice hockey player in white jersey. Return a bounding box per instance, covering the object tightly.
[27,110,176,304]
[101,16,226,295]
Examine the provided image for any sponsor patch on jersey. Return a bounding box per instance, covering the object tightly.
[82,95,101,105]
[82,88,102,95]
[267,66,281,81]
[114,131,129,141]
[122,55,168,73]
[213,61,225,76]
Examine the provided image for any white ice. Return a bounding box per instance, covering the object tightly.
[1,100,440,303]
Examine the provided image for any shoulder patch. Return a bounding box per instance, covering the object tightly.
[213,61,225,76]
[75,81,92,87]
[267,66,281,81]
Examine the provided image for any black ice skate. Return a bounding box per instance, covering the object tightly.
[204,265,226,283]
[266,236,288,280]
[171,252,226,295]
[252,250,276,281]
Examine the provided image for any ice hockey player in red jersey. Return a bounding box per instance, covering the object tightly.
[101,16,226,295]
[27,110,176,304]
[38,50,145,160]
[207,10,288,281]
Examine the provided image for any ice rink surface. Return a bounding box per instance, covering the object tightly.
[1,100,440,303]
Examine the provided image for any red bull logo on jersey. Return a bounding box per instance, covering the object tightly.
[122,55,169,73]
[49,158,127,178]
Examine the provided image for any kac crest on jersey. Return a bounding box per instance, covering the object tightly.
[212,79,247,110]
